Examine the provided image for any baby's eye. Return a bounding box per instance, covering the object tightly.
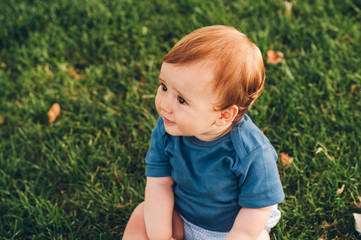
[160,83,168,92]
[178,96,187,105]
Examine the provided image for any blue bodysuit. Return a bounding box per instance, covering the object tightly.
[145,115,284,232]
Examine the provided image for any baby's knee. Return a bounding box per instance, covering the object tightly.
[132,202,145,218]
[122,202,147,240]
[256,229,270,240]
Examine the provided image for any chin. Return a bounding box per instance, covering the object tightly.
[163,127,178,136]
[164,127,186,137]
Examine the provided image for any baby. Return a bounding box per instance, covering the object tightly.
[123,25,284,240]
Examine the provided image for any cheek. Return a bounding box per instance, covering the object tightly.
[176,111,198,131]
[154,94,161,111]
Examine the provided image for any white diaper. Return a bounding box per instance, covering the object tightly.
[181,205,281,240]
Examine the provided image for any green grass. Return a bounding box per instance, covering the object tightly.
[0,0,360,239]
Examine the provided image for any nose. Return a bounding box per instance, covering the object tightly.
[160,94,173,114]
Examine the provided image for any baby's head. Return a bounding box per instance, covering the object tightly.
[162,25,265,123]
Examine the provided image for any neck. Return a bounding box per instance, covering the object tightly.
[195,122,233,142]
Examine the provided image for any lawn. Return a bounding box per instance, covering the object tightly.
[0,0,360,239]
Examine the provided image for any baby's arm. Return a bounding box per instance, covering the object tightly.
[225,206,272,240]
[144,176,174,240]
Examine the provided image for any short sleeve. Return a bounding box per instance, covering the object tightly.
[236,143,284,208]
[145,117,172,177]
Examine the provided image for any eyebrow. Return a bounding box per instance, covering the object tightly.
[158,76,191,103]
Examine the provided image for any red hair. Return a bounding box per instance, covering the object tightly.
[162,25,265,122]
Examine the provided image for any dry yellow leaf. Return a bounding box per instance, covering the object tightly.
[66,65,80,80]
[315,143,335,160]
[337,184,345,194]
[48,103,61,123]
[267,50,284,64]
[280,152,293,167]
[356,196,361,209]
[284,2,293,17]
[350,85,356,94]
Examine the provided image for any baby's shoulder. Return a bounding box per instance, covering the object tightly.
[231,115,273,158]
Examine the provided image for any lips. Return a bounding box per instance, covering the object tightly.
[162,116,174,125]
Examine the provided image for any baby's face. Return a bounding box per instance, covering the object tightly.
[155,61,224,141]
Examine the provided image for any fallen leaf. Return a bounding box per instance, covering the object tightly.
[353,213,361,234]
[321,220,332,229]
[114,168,121,186]
[356,196,361,209]
[66,65,80,80]
[350,85,356,94]
[337,184,345,194]
[140,76,146,86]
[142,26,148,35]
[267,50,284,64]
[0,115,4,124]
[280,152,293,167]
[104,89,113,101]
[284,2,293,17]
[48,103,61,123]
[315,143,335,160]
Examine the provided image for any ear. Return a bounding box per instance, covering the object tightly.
[215,105,239,126]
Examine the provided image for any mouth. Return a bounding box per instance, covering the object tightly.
[162,116,174,125]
